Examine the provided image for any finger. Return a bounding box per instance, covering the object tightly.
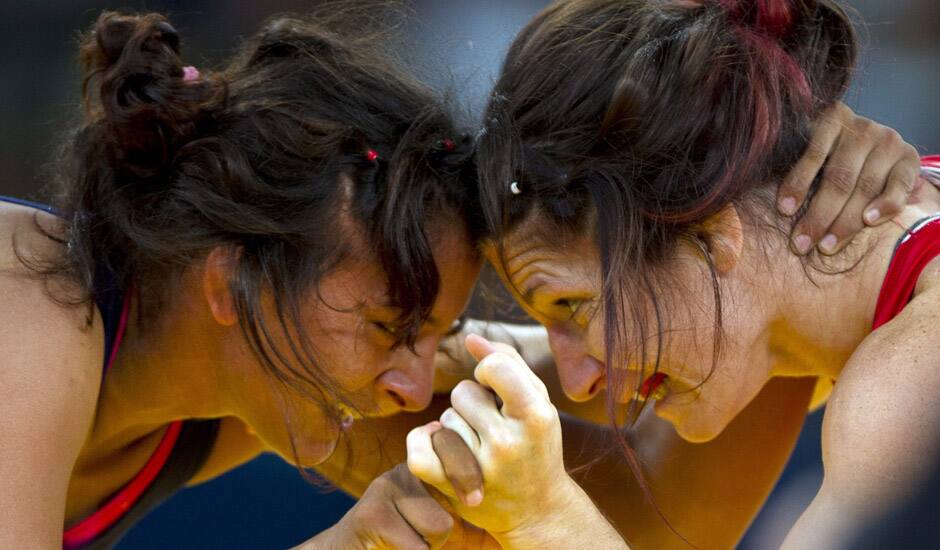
[375,521,433,550]
[465,332,499,362]
[391,467,455,550]
[407,422,454,498]
[473,352,551,420]
[792,132,873,255]
[440,407,482,450]
[431,426,484,507]
[814,139,903,253]
[465,334,550,400]
[777,103,843,216]
[864,153,921,226]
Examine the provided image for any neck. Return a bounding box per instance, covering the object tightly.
[765,182,940,380]
[90,276,235,447]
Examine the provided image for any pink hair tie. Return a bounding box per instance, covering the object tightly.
[182,66,200,82]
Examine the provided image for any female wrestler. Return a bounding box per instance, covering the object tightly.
[408,0,940,548]
[0,4,920,550]
[0,8,484,548]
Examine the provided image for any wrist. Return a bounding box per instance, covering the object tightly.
[491,478,628,550]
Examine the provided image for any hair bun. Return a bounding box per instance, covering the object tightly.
[84,12,181,73]
[78,11,222,183]
[716,0,800,39]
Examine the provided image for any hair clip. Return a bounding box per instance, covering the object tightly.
[182,66,200,82]
[509,181,522,195]
[365,149,379,162]
[439,138,456,152]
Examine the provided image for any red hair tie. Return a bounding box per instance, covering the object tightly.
[365,149,379,162]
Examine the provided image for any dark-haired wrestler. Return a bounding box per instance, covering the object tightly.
[0,4,924,550]
[410,1,940,549]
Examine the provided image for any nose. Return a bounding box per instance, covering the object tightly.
[548,326,606,402]
[375,336,437,412]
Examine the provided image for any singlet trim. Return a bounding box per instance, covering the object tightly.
[62,291,186,548]
[922,155,940,186]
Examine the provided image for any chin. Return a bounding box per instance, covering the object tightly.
[293,433,341,467]
[655,401,730,443]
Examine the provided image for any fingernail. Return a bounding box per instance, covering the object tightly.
[779,196,797,216]
[819,234,838,254]
[464,489,483,507]
[793,234,812,255]
[864,208,881,225]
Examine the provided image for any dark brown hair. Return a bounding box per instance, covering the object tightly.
[477,0,856,514]
[37,5,478,445]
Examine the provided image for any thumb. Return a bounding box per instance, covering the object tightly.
[464,333,497,362]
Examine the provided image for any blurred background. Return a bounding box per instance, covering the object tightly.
[0,0,937,548]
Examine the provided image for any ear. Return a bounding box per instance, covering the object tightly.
[203,246,239,327]
[697,203,744,274]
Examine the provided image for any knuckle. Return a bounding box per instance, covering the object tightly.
[830,218,860,240]
[453,379,478,397]
[426,512,455,538]
[855,118,875,135]
[440,407,459,424]
[795,219,822,239]
[802,143,829,164]
[487,430,516,456]
[822,167,855,195]
[894,172,918,193]
[855,175,882,197]
[475,354,508,378]
[880,128,902,146]
[527,403,559,431]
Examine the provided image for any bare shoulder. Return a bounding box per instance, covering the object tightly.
[0,202,103,545]
[791,287,940,546]
[822,286,940,484]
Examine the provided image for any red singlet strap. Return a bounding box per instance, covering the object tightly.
[62,421,184,548]
[63,291,185,548]
[872,214,940,330]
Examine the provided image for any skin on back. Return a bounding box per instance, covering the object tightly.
[0,203,102,546]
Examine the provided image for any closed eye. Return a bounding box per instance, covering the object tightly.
[554,298,583,316]
[370,320,398,338]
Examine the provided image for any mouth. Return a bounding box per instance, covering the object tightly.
[637,372,669,402]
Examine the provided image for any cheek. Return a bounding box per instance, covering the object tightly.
[315,329,391,390]
[301,309,390,392]
[584,315,606,361]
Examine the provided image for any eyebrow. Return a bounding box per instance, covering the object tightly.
[375,302,444,330]
[521,279,548,305]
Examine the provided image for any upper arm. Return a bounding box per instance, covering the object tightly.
[0,207,103,546]
[784,294,940,549]
[0,274,102,547]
